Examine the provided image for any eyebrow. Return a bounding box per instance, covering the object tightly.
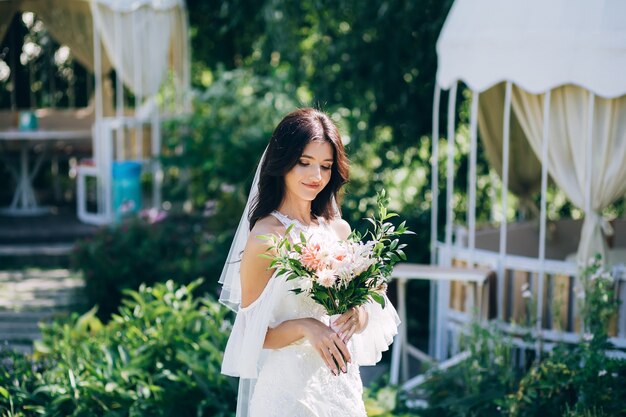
[301,154,334,162]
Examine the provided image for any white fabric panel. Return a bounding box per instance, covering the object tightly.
[511,85,626,263]
[21,0,112,73]
[89,0,184,12]
[351,294,400,366]
[169,5,191,112]
[478,83,542,215]
[92,2,173,97]
[437,0,626,98]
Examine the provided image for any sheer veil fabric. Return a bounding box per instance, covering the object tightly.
[218,147,268,417]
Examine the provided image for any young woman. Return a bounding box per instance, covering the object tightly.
[220,108,399,417]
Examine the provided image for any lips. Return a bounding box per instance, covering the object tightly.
[302,182,321,190]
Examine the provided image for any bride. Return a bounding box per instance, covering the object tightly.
[220,108,400,417]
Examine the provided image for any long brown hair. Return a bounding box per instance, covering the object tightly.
[249,108,349,230]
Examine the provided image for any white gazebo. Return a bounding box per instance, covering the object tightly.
[0,0,191,224]
[390,0,626,388]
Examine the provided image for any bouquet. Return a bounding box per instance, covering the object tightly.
[261,190,413,316]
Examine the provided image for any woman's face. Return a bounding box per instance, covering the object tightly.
[284,140,334,202]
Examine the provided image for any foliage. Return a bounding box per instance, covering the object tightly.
[0,346,49,416]
[504,257,625,417]
[71,212,214,320]
[0,280,237,417]
[412,257,626,417]
[419,323,519,417]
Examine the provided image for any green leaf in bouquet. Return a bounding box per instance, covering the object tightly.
[370,292,386,308]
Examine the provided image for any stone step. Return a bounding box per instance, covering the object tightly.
[0,268,86,351]
[0,243,75,256]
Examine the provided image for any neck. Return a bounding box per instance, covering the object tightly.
[277,195,313,225]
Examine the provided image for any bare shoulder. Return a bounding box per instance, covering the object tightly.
[239,214,285,307]
[246,215,286,251]
[328,217,351,240]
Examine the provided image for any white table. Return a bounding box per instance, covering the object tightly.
[389,263,494,389]
[0,129,91,216]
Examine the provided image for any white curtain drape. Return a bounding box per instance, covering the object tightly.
[511,85,626,263]
[478,83,543,216]
[169,4,190,112]
[20,0,113,73]
[91,2,173,98]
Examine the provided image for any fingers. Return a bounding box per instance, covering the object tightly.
[333,307,358,331]
[336,317,356,339]
[319,345,339,375]
[333,333,351,365]
[328,337,347,372]
[342,323,357,343]
[317,333,351,376]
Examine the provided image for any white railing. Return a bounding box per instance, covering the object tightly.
[435,242,626,359]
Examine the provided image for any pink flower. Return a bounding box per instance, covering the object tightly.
[301,242,323,271]
[316,268,337,288]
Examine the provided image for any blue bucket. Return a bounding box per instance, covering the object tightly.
[112,161,142,221]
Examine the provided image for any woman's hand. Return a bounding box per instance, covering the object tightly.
[333,306,368,343]
[299,318,351,376]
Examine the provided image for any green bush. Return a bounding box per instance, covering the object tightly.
[413,255,626,417]
[0,346,50,416]
[1,280,236,417]
[71,213,213,320]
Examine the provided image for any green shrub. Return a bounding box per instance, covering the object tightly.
[0,347,50,416]
[415,255,626,417]
[28,279,236,417]
[72,213,214,320]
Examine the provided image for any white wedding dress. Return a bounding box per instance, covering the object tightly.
[222,211,400,417]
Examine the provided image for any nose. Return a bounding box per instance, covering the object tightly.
[310,165,322,182]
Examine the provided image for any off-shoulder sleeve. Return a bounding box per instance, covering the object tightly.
[221,272,282,379]
[350,293,401,366]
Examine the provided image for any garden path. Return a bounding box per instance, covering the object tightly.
[0,268,85,353]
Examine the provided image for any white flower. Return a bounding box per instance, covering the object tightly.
[521,282,530,292]
[600,272,614,282]
[583,333,594,342]
[598,370,607,377]
[316,268,337,288]
[522,290,532,299]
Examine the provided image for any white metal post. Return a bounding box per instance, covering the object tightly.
[151,103,162,209]
[437,83,458,360]
[93,8,104,219]
[133,11,143,160]
[468,90,479,258]
[536,90,552,356]
[498,82,512,321]
[430,84,441,356]
[115,12,124,160]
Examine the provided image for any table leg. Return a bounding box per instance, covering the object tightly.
[1,142,49,216]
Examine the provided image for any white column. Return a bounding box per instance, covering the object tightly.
[430,84,441,356]
[498,81,512,321]
[468,90,479,258]
[536,90,551,356]
[151,103,162,209]
[133,11,143,161]
[115,12,124,160]
[445,83,458,249]
[585,92,595,227]
[437,83,457,360]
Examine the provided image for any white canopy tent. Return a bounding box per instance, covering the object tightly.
[429,0,626,362]
[0,0,191,224]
